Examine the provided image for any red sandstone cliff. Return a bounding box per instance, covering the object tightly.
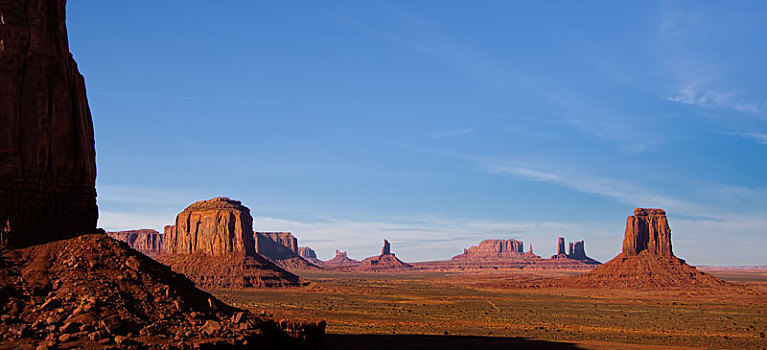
[107,229,163,257]
[355,240,412,272]
[0,0,98,247]
[622,208,673,256]
[162,198,256,256]
[452,239,525,260]
[158,198,300,288]
[254,232,320,270]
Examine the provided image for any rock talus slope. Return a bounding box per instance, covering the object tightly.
[0,1,324,347]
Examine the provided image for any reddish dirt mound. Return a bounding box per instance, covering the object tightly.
[158,252,301,289]
[0,234,324,348]
[564,251,731,288]
[356,254,413,272]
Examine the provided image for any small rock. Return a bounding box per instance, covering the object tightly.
[125,256,140,271]
[35,345,49,350]
[231,312,244,324]
[114,335,128,345]
[98,337,112,344]
[58,333,71,342]
[203,320,222,335]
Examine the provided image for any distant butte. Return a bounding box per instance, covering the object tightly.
[497,208,740,290]
[158,197,300,288]
[356,240,413,272]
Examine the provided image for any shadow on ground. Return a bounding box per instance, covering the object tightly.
[326,334,584,350]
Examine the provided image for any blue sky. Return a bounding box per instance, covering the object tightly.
[67,1,767,265]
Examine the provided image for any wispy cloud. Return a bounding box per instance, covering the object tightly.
[656,2,762,115]
[429,128,475,138]
[728,131,767,145]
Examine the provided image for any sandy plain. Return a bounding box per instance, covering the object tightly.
[213,269,767,349]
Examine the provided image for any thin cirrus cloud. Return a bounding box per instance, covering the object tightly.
[728,132,767,145]
[656,2,763,115]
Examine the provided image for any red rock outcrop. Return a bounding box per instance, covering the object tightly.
[106,229,163,257]
[162,198,255,256]
[321,250,361,269]
[452,239,524,260]
[622,208,672,256]
[254,232,319,270]
[355,240,412,272]
[158,198,300,288]
[298,246,323,265]
[298,246,317,260]
[0,3,324,347]
[550,237,600,264]
[497,208,736,290]
[415,239,597,272]
[0,0,98,248]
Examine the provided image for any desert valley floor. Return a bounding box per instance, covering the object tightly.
[214,269,767,350]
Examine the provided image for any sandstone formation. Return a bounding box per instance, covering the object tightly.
[321,250,361,269]
[622,208,672,256]
[356,240,412,272]
[414,238,599,271]
[0,0,98,248]
[0,2,324,347]
[0,234,323,348]
[254,232,319,270]
[298,246,323,265]
[494,208,736,290]
[159,198,301,288]
[298,246,317,260]
[162,198,255,256]
[452,239,524,260]
[550,237,600,264]
[106,229,163,257]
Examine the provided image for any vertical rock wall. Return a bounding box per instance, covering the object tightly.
[622,208,673,256]
[0,0,98,247]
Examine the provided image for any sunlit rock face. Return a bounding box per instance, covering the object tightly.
[0,0,98,247]
[622,208,673,257]
[161,197,256,256]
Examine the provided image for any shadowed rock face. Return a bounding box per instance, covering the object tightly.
[107,229,163,256]
[161,197,256,256]
[0,0,98,247]
[298,246,317,260]
[255,232,298,259]
[622,208,672,256]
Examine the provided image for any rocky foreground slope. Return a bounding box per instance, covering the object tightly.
[0,1,324,347]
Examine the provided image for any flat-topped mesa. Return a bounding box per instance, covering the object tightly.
[622,208,673,256]
[107,229,163,256]
[161,197,256,256]
[255,232,299,259]
[0,0,98,247]
[452,239,525,260]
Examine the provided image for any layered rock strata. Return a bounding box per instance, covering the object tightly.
[0,0,98,247]
[254,232,319,270]
[493,208,735,290]
[452,239,524,260]
[0,2,323,347]
[159,198,300,288]
[162,198,255,256]
[106,229,163,257]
